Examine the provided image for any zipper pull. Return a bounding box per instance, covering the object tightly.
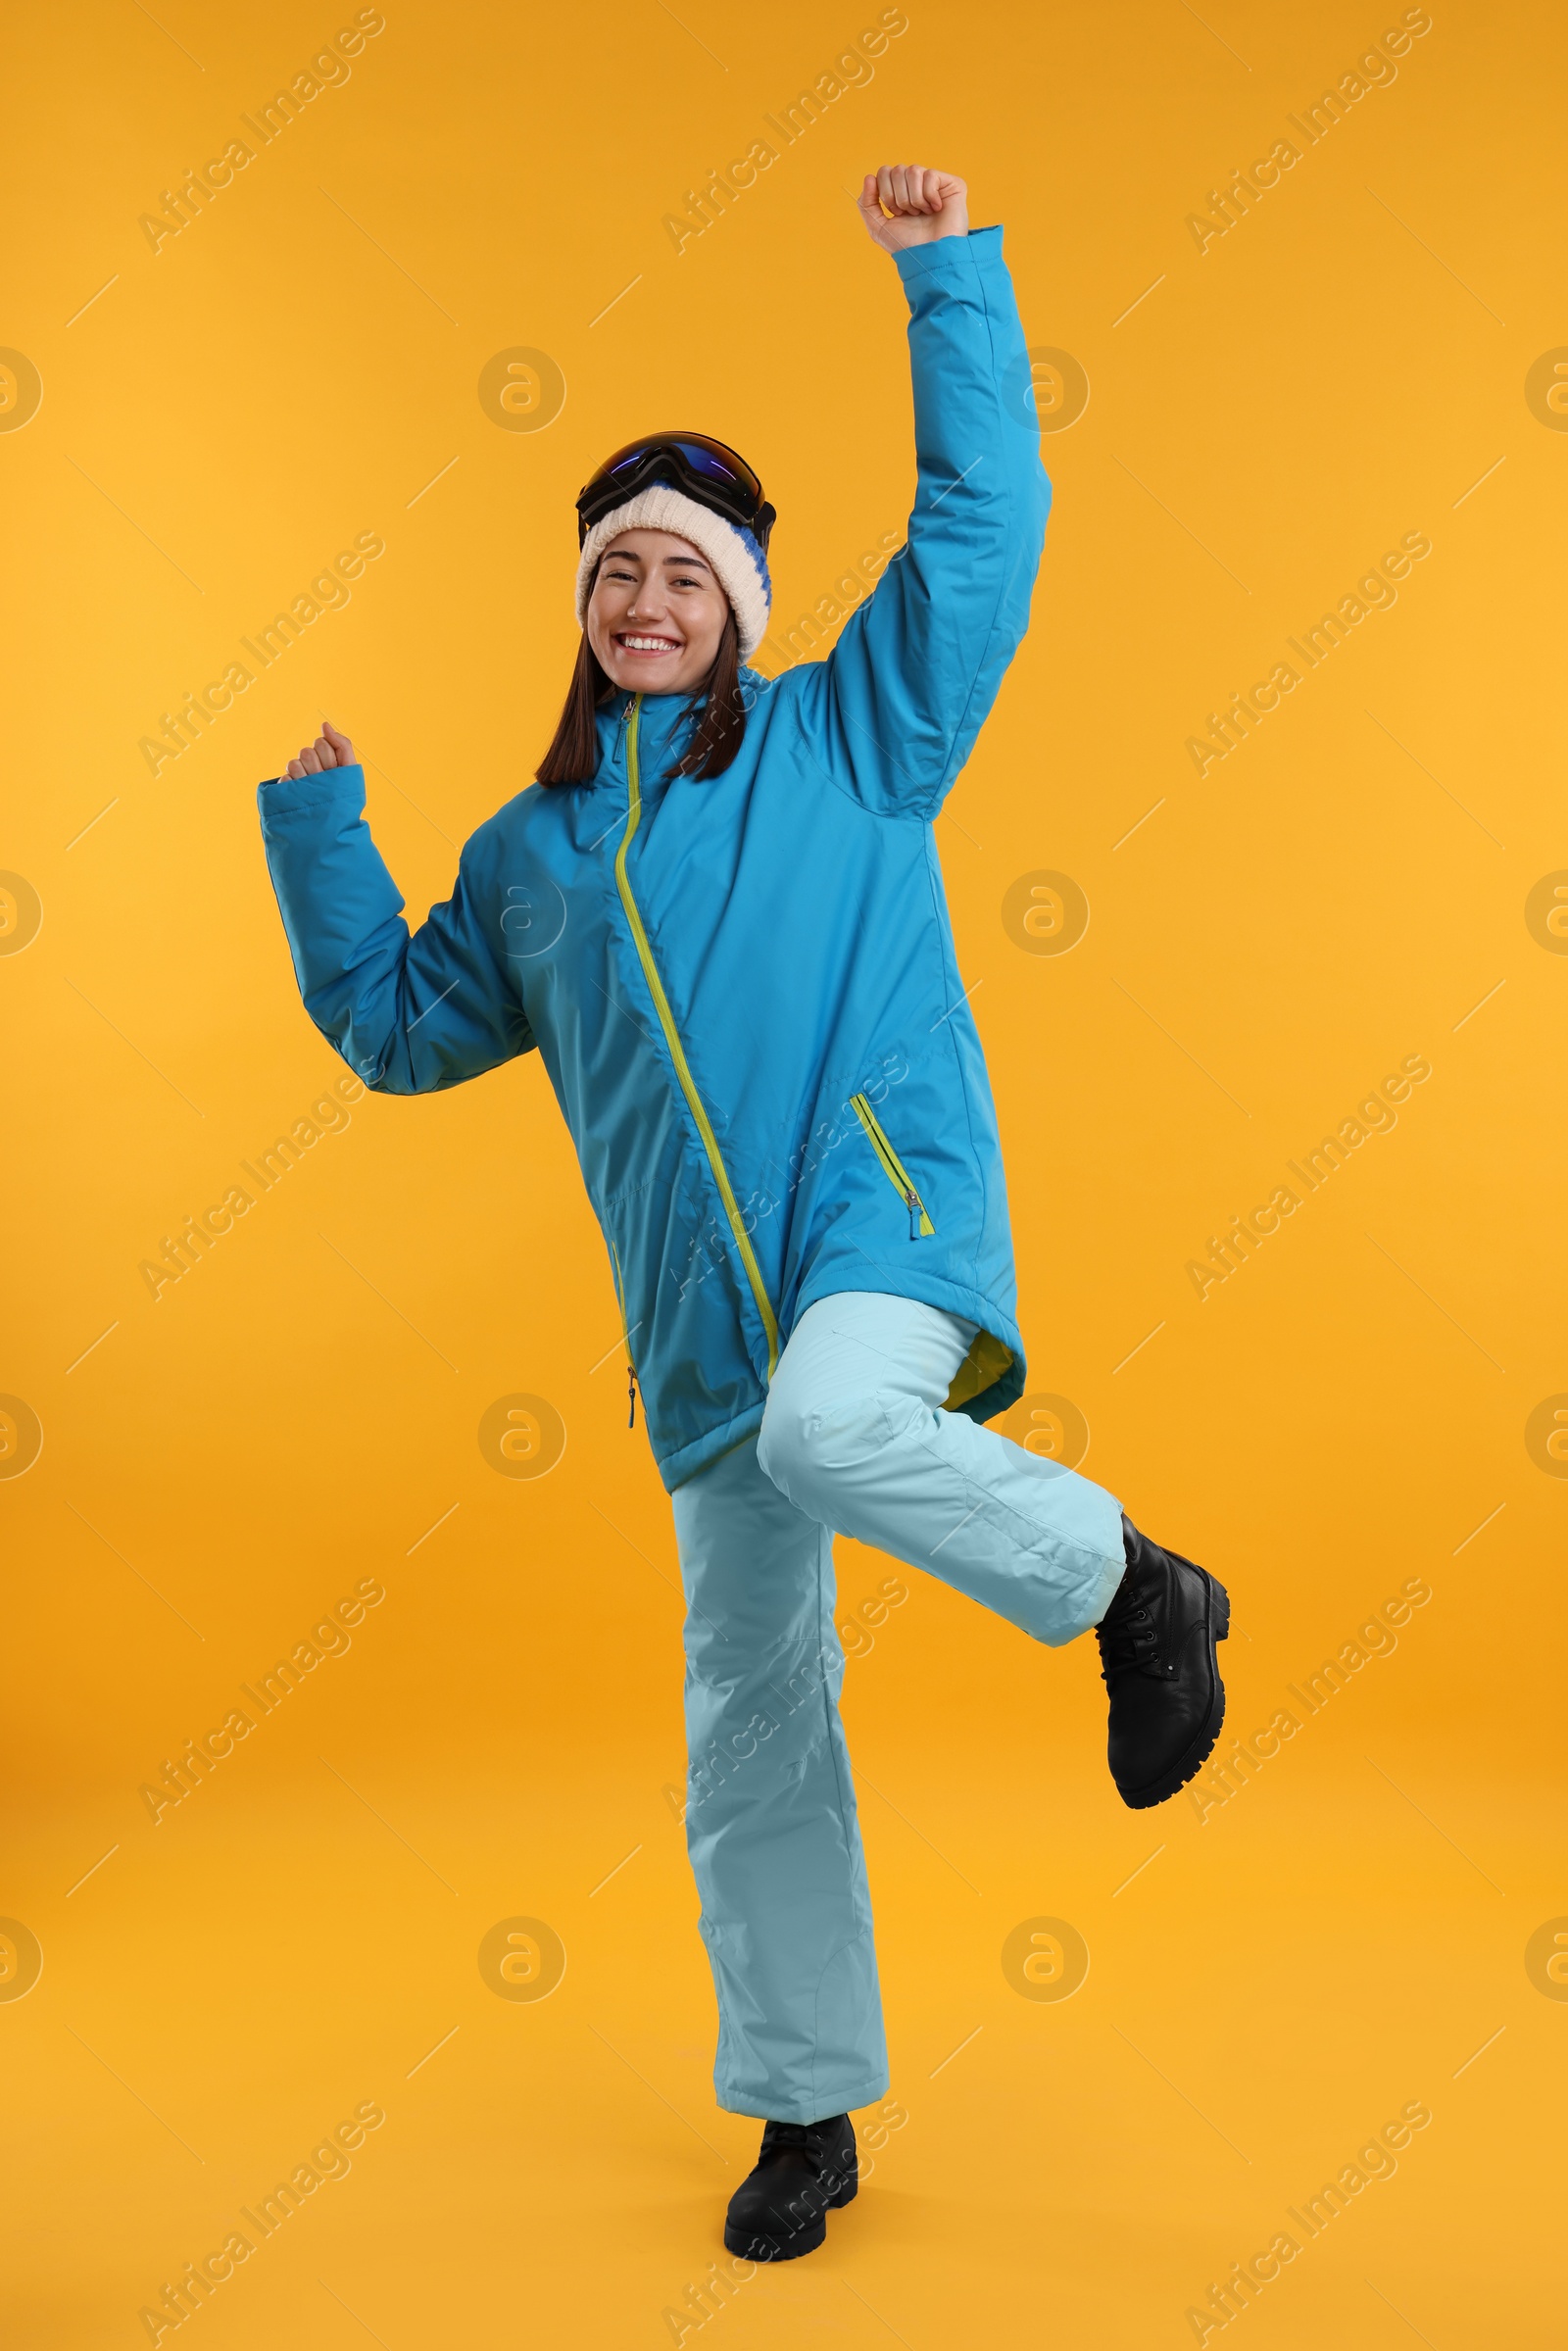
[627,1366,638,1430]
[906,1191,921,1241]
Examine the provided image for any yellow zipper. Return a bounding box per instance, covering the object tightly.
[851,1092,935,1238]
[608,1233,640,1428]
[614,699,781,1378]
[608,1234,636,1370]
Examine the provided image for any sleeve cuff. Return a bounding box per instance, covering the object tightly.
[257,762,367,819]
[895,222,1004,298]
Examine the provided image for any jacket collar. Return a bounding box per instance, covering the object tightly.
[591,665,770,782]
[593,685,694,777]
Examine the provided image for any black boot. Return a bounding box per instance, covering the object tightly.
[723,2113,858,2261]
[1096,1514,1229,1809]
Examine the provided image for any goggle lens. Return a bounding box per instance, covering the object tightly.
[594,435,760,507]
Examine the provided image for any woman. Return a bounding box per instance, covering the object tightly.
[259,165,1229,2262]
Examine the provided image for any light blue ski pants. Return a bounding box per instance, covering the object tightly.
[671,1292,1128,2123]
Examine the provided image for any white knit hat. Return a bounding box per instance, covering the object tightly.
[574,485,772,661]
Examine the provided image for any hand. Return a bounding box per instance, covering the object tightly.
[282,719,357,781]
[858,166,968,254]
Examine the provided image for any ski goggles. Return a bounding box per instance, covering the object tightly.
[576,432,775,549]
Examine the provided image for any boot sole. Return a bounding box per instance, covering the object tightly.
[723,2174,857,2262]
[1120,1573,1230,1811]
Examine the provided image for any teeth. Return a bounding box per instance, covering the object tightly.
[620,635,678,651]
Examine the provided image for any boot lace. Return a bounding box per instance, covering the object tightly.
[760,2119,834,2168]
[1096,1588,1163,1687]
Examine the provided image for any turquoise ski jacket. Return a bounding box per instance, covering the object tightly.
[259,225,1050,1491]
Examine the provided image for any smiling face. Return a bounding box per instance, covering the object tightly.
[585,530,731,696]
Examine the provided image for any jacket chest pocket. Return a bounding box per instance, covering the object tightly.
[850,1093,934,1240]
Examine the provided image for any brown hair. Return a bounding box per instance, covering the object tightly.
[534,577,748,787]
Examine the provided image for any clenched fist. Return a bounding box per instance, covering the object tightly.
[858,166,968,253]
[282,719,357,780]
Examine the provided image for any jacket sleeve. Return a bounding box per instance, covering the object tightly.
[257,764,533,1094]
[777,224,1050,819]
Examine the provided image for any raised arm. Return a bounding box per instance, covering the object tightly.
[258,722,532,1094]
[779,168,1051,818]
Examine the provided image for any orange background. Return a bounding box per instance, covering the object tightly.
[2,2,1564,2343]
